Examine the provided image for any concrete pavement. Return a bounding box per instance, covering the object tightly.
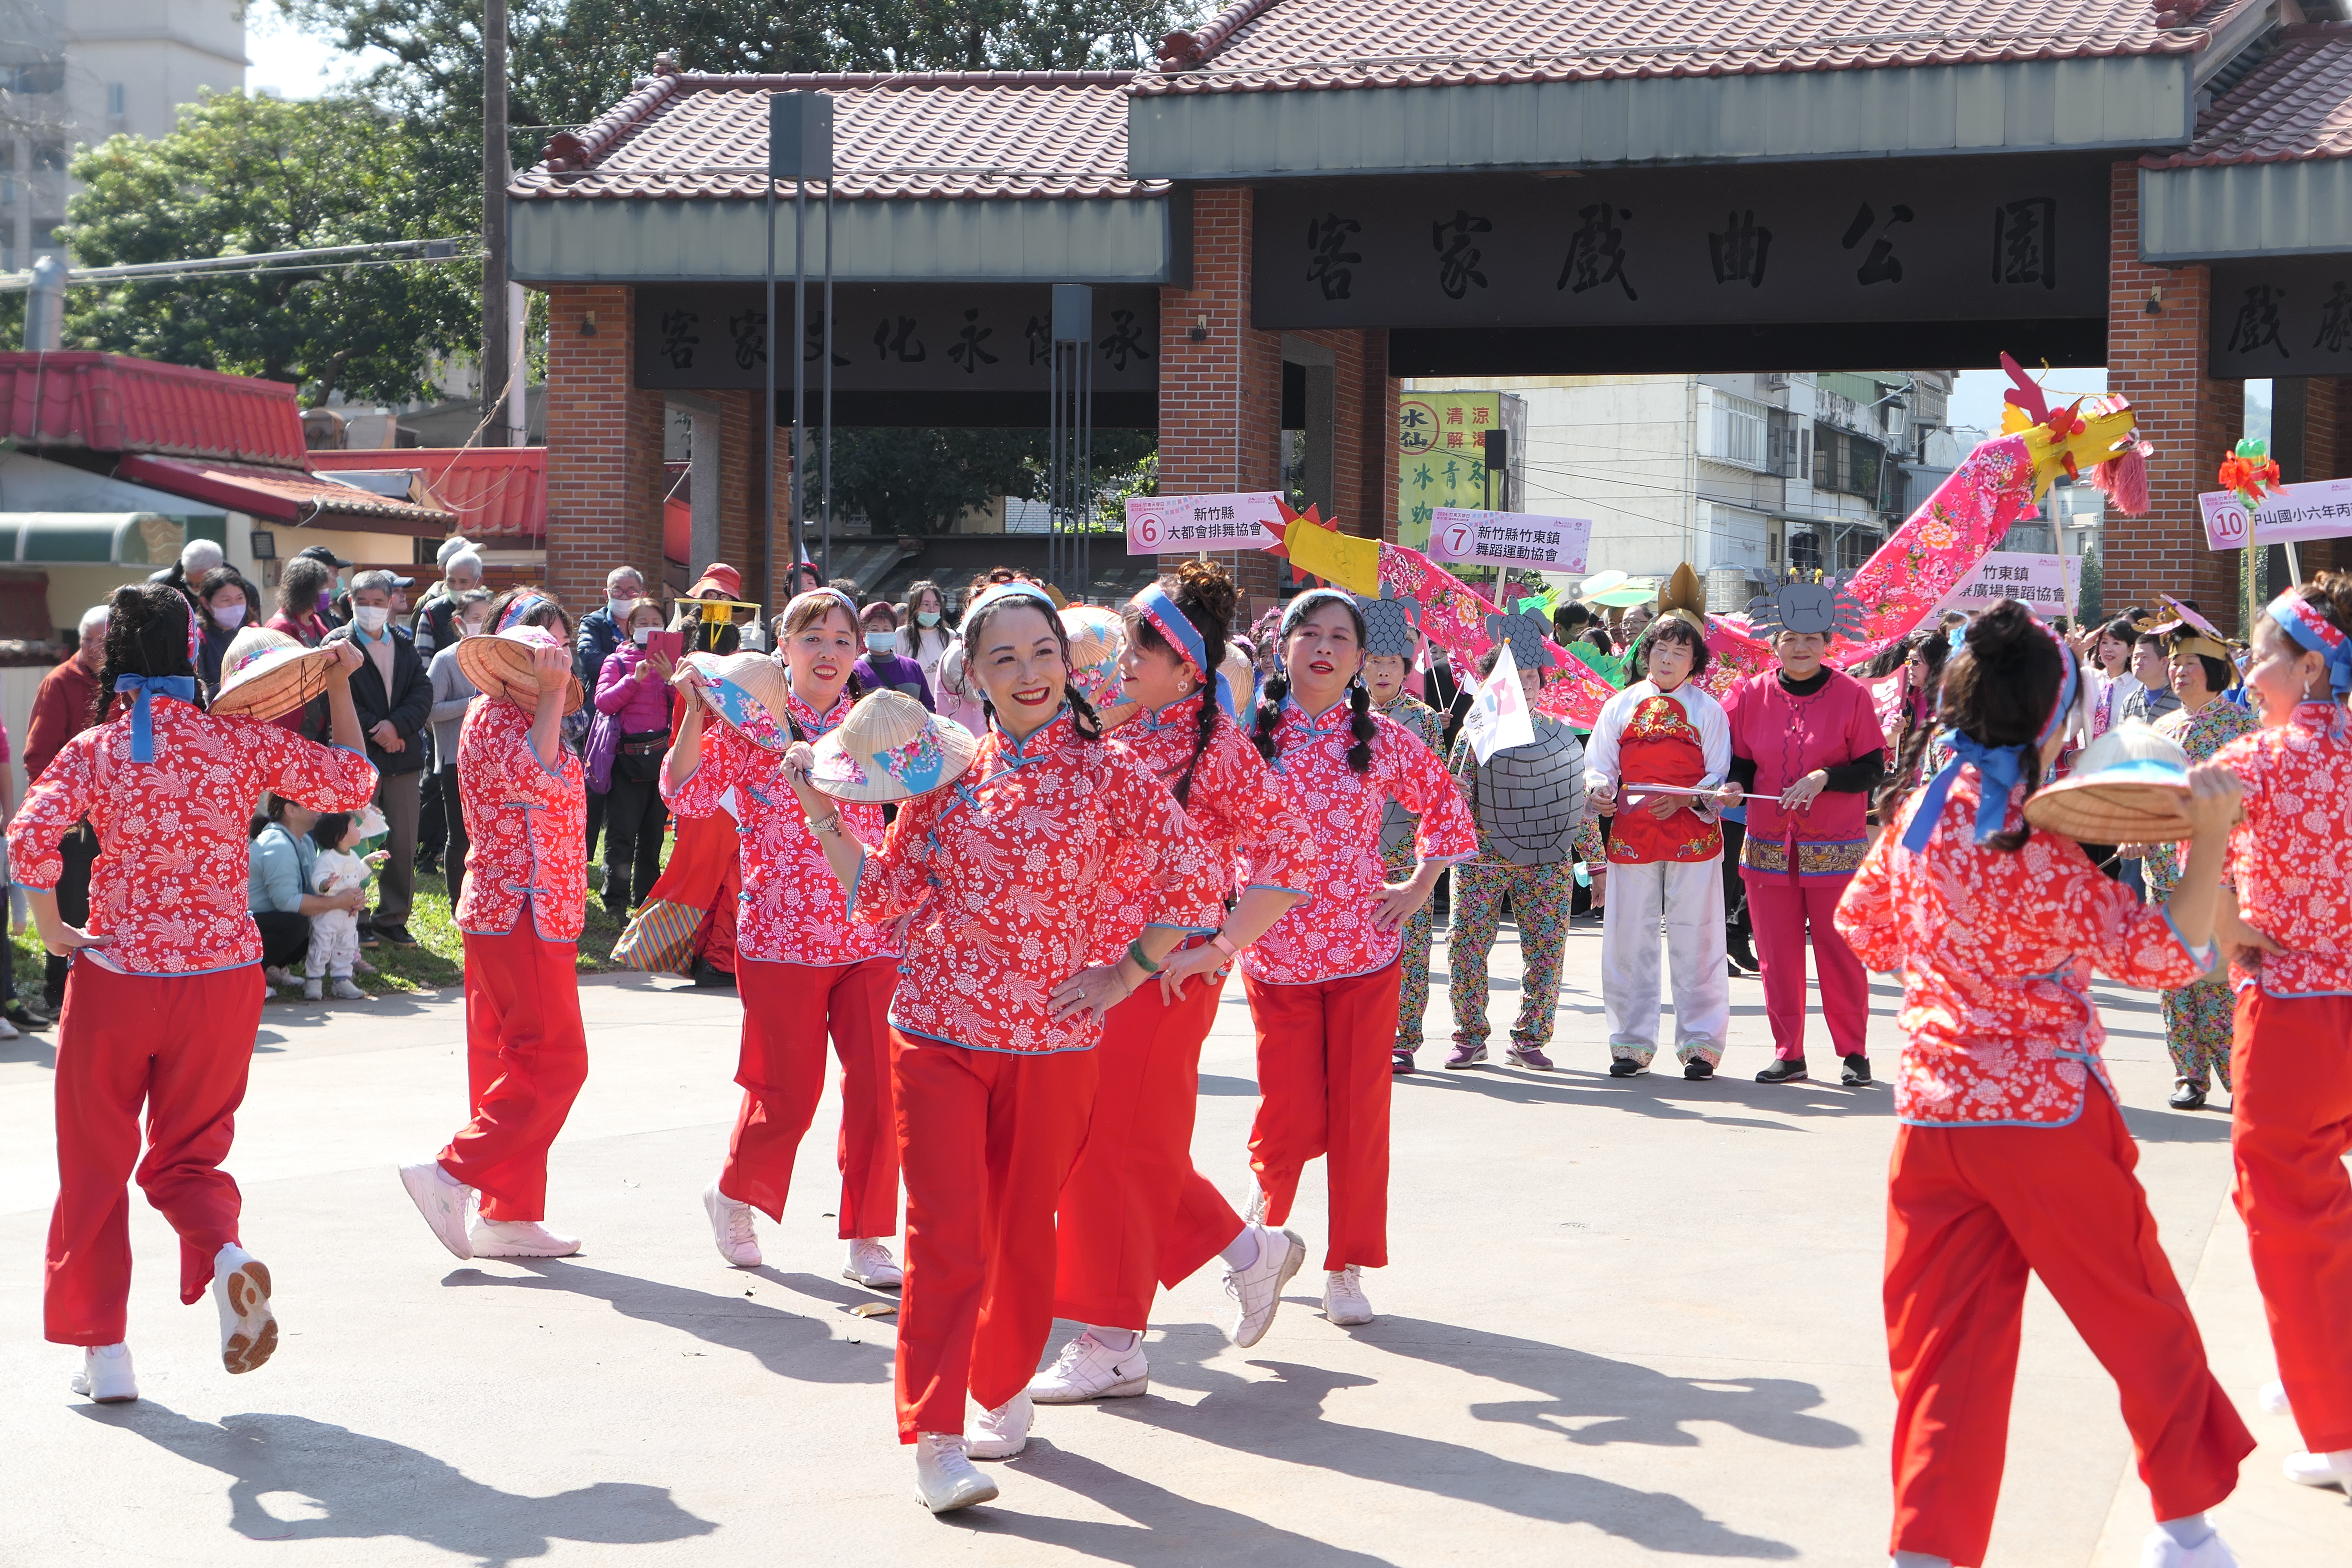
[0,914,2343,1565]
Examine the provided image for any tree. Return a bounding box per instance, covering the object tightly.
[830,427,1151,535]
[58,91,477,407]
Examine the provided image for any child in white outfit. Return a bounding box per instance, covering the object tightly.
[306,812,382,1001]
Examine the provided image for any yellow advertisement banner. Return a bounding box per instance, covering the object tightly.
[1397,391,1501,551]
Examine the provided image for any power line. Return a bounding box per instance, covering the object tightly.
[0,236,479,291]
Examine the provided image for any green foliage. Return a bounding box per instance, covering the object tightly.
[828,427,1152,535]
[58,91,478,406]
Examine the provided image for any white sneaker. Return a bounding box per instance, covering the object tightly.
[1222,1225,1306,1348]
[1323,1265,1374,1326]
[1244,1185,1268,1225]
[702,1182,761,1268]
[1027,1331,1149,1403]
[0,1014,18,1039]
[913,1432,998,1512]
[70,1342,137,1403]
[965,1391,1032,1459]
[843,1237,903,1289]
[2282,1447,2352,1491]
[330,978,366,1000]
[2138,1524,2240,1567]
[2258,1378,2292,1417]
[212,1244,277,1374]
[397,1161,475,1259]
[303,979,322,1001]
[469,1218,581,1258]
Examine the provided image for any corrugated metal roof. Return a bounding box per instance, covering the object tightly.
[309,447,545,540]
[116,454,456,535]
[2141,24,2352,168]
[513,70,1158,202]
[1137,0,2204,95]
[0,352,309,466]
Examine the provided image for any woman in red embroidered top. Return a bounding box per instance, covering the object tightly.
[1834,600,2251,1568]
[1029,562,1318,1407]
[10,582,377,1404]
[782,581,1220,1514]
[1241,589,1477,1330]
[666,587,908,1290]
[398,591,593,1266]
[2210,572,2352,1494]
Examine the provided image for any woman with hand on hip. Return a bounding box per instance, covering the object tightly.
[1242,589,1478,1328]
[398,590,592,1264]
[1029,562,1317,1407]
[669,586,907,1289]
[781,581,1220,1514]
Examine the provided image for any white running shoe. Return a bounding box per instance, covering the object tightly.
[1323,1265,1374,1326]
[330,978,366,1000]
[212,1245,276,1374]
[469,1219,582,1258]
[2282,1448,2352,1491]
[843,1237,903,1289]
[913,1433,998,1512]
[1027,1331,1150,1403]
[702,1182,761,1268]
[398,1161,475,1259]
[0,1014,18,1040]
[70,1342,137,1403]
[1223,1225,1306,1348]
[1244,1185,1268,1225]
[2258,1378,2292,1417]
[303,979,323,1001]
[2137,1525,2240,1567]
[965,1391,1032,1460]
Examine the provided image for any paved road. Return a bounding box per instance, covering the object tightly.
[0,916,2340,1564]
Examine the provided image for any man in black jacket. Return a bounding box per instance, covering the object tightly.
[338,570,433,946]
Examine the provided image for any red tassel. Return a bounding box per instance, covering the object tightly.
[2095,446,2150,516]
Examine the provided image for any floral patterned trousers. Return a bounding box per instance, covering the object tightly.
[1449,863,1577,1050]
[1391,845,1439,1054]
[2164,972,2235,1091]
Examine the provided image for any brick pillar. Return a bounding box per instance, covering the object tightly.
[2297,377,2344,575]
[544,284,667,619]
[708,388,764,599]
[2104,162,2245,631]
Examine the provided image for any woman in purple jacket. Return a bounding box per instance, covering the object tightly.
[594,600,677,918]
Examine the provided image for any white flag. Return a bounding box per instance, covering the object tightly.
[1462,642,1536,765]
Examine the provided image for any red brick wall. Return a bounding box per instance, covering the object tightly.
[2103,162,2245,631]
[717,388,760,585]
[544,284,667,620]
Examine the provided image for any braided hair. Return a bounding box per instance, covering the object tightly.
[1253,593,1376,773]
[964,592,1102,741]
[93,582,207,726]
[1121,559,1237,807]
[1876,599,2072,853]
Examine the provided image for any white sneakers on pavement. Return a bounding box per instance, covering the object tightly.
[2137,1523,2239,1567]
[1028,1330,1150,1403]
[843,1238,903,1289]
[965,1391,1032,1460]
[470,1219,582,1258]
[1323,1265,1374,1326]
[703,1182,761,1267]
[2282,1447,2352,1491]
[398,1161,475,1259]
[1223,1225,1306,1348]
[913,1433,998,1513]
[70,1342,137,1403]
[2258,1378,2291,1416]
[212,1244,277,1374]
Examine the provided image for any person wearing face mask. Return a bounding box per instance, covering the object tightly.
[900,579,956,695]
[426,589,493,907]
[852,600,934,709]
[576,567,648,868]
[194,568,261,695]
[591,600,677,919]
[335,570,432,947]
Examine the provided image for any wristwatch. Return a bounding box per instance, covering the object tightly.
[1209,931,1241,960]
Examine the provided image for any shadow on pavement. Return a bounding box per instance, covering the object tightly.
[2118,1103,2236,1144]
[1083,1344,1809,1560]
[1401,1066,1888,1123]
[75,1404,716,1563]
[446,1259,891,1384]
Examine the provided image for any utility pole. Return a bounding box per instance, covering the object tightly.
[480,0,511,446]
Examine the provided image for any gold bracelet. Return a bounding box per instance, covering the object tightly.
[809,812,842,837]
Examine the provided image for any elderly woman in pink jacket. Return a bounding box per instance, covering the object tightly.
[593,599,677,918]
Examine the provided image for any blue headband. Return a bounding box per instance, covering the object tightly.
[1133,581,1239,720]
[1901,622,2079,851]
[2269,594,2352,695]
[497,594,548,634]
[1280,588,1359,638]
[786,586,860,626]
[962,582,1057,626]
[114,674,196,763]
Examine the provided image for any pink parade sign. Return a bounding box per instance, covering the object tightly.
[1124,492,1286,555]
[2199,478,2352,551]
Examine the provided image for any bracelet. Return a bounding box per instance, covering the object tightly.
[1209,931,1241,960]
[1126,938,1162,975]
[808,812,842,838]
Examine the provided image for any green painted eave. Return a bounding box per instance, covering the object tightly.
[2139,158,2352,263]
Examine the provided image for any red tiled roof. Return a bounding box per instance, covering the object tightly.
[1136,0,2204,95]
[0,351,309,466]
[2141,24,2352,168]
[513,70,1158,201]
[116,454,456,535]
[308,446,545,540]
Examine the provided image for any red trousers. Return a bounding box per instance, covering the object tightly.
[441,928,588,1223]
[721,956,899,1237]
[1244,962,1400,1272]
[2230,988,2352,1455]
[46,960,266,1346]
[893,1031,1097,1441]
[1054,969,1244,1329]
[1884,1091,2249,1565]
[1743,871,1871,1060]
